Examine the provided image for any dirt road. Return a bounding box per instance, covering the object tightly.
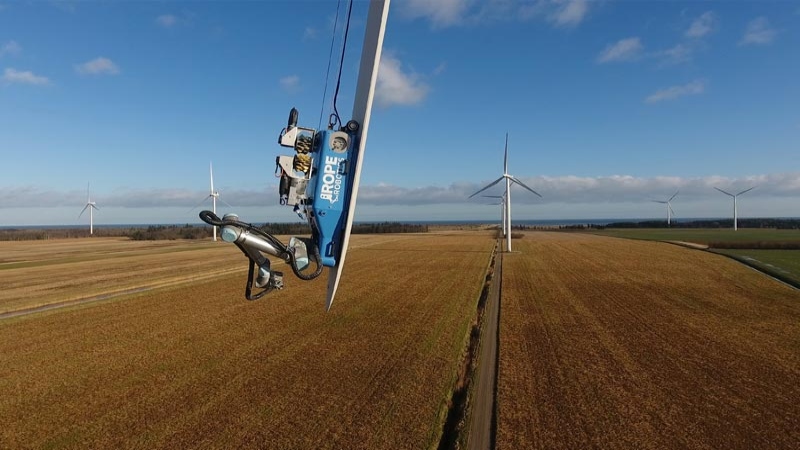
[467,252,502,450]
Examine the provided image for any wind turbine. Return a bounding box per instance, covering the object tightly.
[79,182,99,235]
[652,190,679,226]
[714,186,755,231]
[469,133,541,252]
[483,194,507,237]
[192,162,232,241]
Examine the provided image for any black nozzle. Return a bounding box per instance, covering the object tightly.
[288,108,298,129]
[344,119,359,133]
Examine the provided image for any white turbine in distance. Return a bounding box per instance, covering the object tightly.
[191,162,233,241]
[469,133,541,252]
[79,182,99,235]
[482,193,507,237]
[652,190,679,226]
[715,186,756,231]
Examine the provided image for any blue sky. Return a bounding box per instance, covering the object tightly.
[1,0,798,226]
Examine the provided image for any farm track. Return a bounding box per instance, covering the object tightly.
[466,246,502,450]
[0,232,496,449]
[497,232,800,449]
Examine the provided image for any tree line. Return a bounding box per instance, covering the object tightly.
[0,222,429,241]
[599,218,800,230]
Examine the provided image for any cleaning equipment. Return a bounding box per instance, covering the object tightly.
[200,0,389,309]
[198,108,360,299]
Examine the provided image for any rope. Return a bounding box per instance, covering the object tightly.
[330,0,354,130]
[318,0,343,130]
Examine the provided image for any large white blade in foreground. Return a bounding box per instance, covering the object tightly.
[325,0,390,311]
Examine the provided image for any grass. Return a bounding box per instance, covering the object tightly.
[713,249,800,286]
[592,227,800,245]
[497,232,800,449]
[586,228,800,286]
[0,232,495,449]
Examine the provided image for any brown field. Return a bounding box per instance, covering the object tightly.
[497,232,800,449]
[0,232,495,449]
[0,238,247,314]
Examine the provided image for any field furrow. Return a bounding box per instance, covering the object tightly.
[497,232,800,450]
[0,232,494,449]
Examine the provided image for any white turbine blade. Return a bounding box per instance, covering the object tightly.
[510,176,542,198]
[325,0,389,312]
[669,190,679,202]
[503,133,509,175]
[714,187,734,197]
[737,186,756,196]
[469,177,505,198]
[218,197,235,209]
[652,200,667,204]
[209,162,215,193]
[482,195,503,198]
[86,182,91,201]
[92,204,100,211]
[79,204,89,218]
[188,194,213,212]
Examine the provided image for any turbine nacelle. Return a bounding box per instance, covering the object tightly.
[467,133,541,252]
[652,190,679,225]
[715,186,756,231]
[79,182,99,235]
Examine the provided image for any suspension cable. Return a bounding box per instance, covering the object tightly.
[318,0,343,130]
[330,0,354,130]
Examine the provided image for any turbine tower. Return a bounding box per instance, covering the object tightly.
[714,186,755,231]
[192,162,231,241]
[483,194,507,237]
[469,133,541,252]
[652,190,679,226]
[79,182,99,235]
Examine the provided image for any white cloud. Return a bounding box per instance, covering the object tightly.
[685,11,716,38]
[156,14,177,28]
[740,17,777,45]
[401,0,472,28]
[597,37,643,63]
[433,62,447,76]
[2,68,51,86]
[4,173,799,224]
[303,26,317,40]
[279,75,300,93]
[52,2,76,13]
[350,173,800,206]
[74,57,120,75]
[645,80,705,104]
[655,43,693,66]
[550,0,589,27]
[375,53,430,108]
[0,40,21,57]
[401,0,591,29]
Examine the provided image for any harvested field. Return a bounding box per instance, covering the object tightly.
[497,232,800,450]
[0,238,245,314]
[0,232,494,449]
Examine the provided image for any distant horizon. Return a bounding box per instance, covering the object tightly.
[3,216,799,230]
